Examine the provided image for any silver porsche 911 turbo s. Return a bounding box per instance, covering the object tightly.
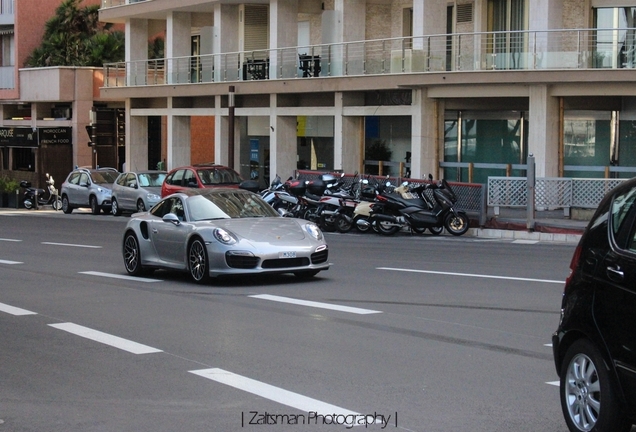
[122,188,329,283]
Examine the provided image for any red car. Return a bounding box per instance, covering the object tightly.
[161,164,244,197]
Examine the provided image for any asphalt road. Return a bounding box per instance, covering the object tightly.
[0,209,575,432]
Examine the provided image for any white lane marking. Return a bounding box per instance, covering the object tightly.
[190,368,360,417]
[79,271,162,283]
[0,302,37,316]
[48,323,162,354]
[0,259,22,265]
[513,240,539,244]
[0,238,21,242]
[42,242,102,249]
[377,267,563,284]
[546,381,560,387]
[250,294,382,315]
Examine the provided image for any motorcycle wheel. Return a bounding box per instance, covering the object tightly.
[319,213,337,232]
[411,227,427,234]
[354,216,372,233]
[335,214,353,233]
[376,220,400,236]
[52,197,62,211]
[445,213,470,236]
[428,226,443,235]
[303,207,320,223]
[24,199,33,210]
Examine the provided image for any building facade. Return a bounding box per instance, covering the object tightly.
[99,0,636,188]
[0,0,126,196]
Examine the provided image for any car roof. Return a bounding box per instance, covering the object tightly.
[167,187,253,198]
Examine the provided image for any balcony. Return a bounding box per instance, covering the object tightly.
[103,28,636,88]
[101,0,148,7]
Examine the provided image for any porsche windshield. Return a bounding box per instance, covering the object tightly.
[188,191,279,220]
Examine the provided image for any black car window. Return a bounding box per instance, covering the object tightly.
[68,172,81,185]
[611,188,636,250]
[139,173,166,187]
[197,168,241,185]
[170,198,186,221]
[79,173,90,186]
[183,170,197,187]
[116,174,126,186]
[150,198,174,218]
[91,171,118,184]
[167,170,184,186]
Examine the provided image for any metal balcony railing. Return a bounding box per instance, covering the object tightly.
[101,0,147,7]
[103,28,636,88]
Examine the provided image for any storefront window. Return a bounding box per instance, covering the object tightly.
[12,148,35,171]
[563,112,611,178]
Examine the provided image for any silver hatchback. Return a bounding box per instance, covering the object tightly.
[111,170,167,215]
[60,167,119,215]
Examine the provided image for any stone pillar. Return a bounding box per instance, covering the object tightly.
[270,0,298,79]
[270,95,297,179]
[334,91,362,173]
[214,94,227,165]
[167,98,191,170]
[166,12,192,84]
[214,4,239,81]
[411,89,440,179]
[126,100,148,171]
[528,85,560,177]
[125,19,148,85]
[412,0,446,37]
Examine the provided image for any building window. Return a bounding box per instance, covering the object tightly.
[13,148,35,172]
[594,7,636,68]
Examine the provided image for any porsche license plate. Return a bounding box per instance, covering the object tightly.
[279,251,297,259]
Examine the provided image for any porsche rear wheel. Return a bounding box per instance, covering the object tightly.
[188,238,211,284]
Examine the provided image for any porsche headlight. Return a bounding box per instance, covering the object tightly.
[305,223,323,240]
[213,228,237,245]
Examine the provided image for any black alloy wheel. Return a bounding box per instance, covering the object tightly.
[188,238,211,284]
[123,232,144,276]
[444,213,469,236]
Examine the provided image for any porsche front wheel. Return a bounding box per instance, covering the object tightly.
[188,238,211,284]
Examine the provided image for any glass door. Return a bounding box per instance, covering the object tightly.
[487,0,526,69]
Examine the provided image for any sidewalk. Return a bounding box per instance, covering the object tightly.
[472,207,588,244]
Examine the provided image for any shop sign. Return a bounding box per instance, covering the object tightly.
[39,127,72,145]
[0,127,38,148]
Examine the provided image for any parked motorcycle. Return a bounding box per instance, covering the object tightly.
[260,175,298,216]
[20,173,62,210]
[334,174,380,233]
[368,177,469,236]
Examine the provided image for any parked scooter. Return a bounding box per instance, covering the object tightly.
[20,173,62,210]
[368,176,469,236]
[334,174,380,233]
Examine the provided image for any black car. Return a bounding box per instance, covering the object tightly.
[552,179,636,432]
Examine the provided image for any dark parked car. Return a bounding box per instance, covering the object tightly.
[552,179,636,432]
[161,164,243,197]
[60,167,119,215]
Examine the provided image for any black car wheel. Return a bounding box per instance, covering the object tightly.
[560,339,632,432]
[112,198,122,216]
[123,232,144,276]
[62,195,73,214]
[90,196,100,215]
[188,238,210,284]
[136,199,146,212]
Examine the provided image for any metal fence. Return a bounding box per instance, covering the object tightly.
[488,177,625,216]
[103,27,636,87]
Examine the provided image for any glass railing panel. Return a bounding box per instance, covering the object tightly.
[0,65,14,89]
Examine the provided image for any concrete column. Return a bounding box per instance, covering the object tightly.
[270,0,298,79]
[411,89,440,179]
[125,19,148,85]
[214,4,239,81]
[528,85,560,178]
[214,94,227,165]
[270,95,297,179]
[412,0,446,37]
[334,0,365,42]
[333,91,362,173]
[126,101,149,172]
[167,98,191,170]
[166,12,192,84]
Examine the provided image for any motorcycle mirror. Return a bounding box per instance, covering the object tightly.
[428,173,433,181]
[402,181,408,187]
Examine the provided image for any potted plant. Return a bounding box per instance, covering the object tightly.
[0,176,20,208]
